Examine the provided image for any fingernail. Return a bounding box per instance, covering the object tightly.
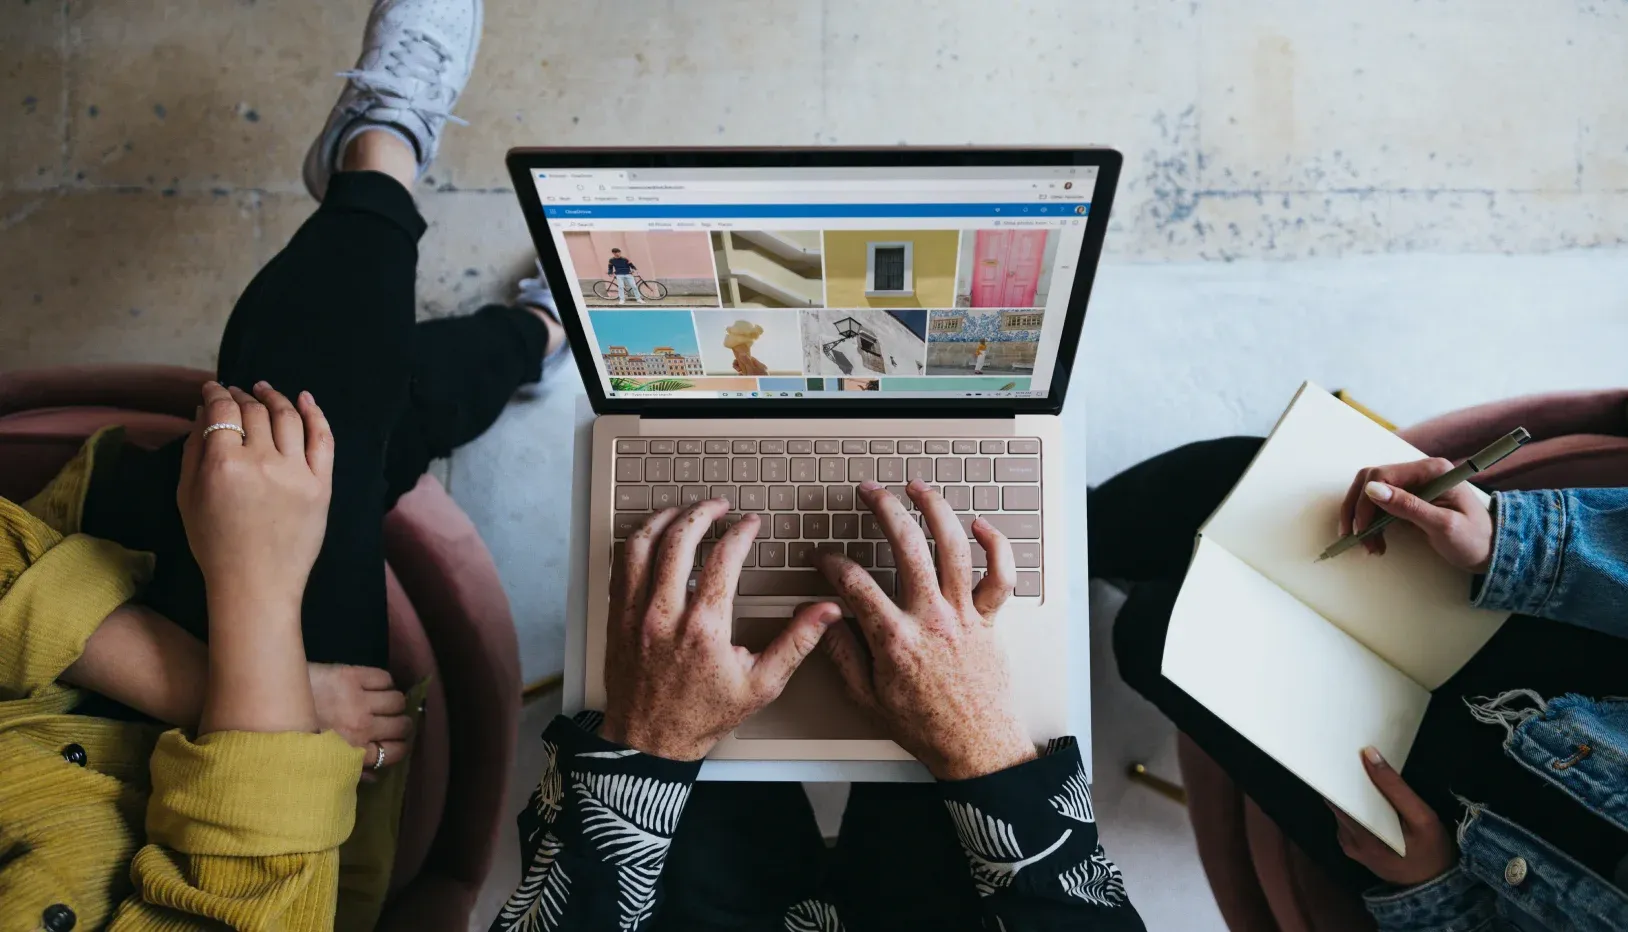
[299,390,313,404]
[859,480,881,492]
[204,380,220,389]
[908,479,927,491]
[253,380,270,391]
[1364,481,1392,502]
[1362,746,1386,767]
[972,516,990,531]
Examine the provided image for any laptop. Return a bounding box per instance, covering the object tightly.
[508,147,1121,776]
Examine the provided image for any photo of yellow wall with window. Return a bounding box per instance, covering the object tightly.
[822,230,959,308]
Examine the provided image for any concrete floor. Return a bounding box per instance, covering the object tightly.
[6,2,1627,930]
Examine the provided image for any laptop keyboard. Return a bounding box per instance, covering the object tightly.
[611,437,1043,599]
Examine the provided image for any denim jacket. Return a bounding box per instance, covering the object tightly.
[1364,488,1628,932]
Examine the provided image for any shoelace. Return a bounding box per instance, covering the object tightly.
[337,27,468,126]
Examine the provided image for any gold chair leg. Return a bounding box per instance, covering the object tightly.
[1127,762,1188,806]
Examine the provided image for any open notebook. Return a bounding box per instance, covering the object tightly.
[1161,383,1509,854]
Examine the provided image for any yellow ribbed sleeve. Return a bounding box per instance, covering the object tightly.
[0,496,154,700]
[107,729,363,930]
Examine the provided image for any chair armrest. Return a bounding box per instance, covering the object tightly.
[0,365,211,419]
[1401,389,1628,461]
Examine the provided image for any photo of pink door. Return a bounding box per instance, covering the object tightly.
[969,229,1048,307]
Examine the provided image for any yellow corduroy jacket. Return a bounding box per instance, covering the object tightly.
[0,430,396,932]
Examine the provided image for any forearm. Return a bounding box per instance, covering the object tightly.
[198,583,318,736]
[60,602,207,728]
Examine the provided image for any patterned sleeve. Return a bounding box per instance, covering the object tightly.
[937,737,1147,931]
[492,711,702,932]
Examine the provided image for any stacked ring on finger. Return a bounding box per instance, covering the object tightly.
[371,742,386,771]
[201,422,247,442]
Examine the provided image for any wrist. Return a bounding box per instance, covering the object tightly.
[933,734,1038,781]
[600,714,713,762]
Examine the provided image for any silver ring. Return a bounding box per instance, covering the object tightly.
[371,743,386,771]
[201,422,246,443]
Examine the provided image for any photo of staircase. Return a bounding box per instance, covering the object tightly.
[712,230,824,307]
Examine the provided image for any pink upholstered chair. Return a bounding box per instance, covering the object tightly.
[0,364,522,930]
[1178,388,1628,932]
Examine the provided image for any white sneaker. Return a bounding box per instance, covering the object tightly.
[302,0,483,200]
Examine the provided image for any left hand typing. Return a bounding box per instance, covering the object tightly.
[1329,747,1457,886]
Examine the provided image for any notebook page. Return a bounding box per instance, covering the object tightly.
[1200,383,1507,689]
[1163,537,1429,854]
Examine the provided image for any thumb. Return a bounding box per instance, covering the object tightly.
[1361,747,1436,828]
[1364,482,1456,536]
[751,602,843,701]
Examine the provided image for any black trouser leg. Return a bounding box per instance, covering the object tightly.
[83,171,551,674]
[650,782,826,931]
[826,783,983,932]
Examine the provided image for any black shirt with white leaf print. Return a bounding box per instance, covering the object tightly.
[493,716,1144,932]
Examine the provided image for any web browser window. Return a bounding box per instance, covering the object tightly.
[532,165,1098,401]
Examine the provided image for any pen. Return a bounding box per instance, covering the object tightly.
[1317,427,1532,562]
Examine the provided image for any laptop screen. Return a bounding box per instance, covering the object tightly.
[529,163,1100,403]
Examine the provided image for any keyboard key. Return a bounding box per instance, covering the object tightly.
[819,457,845,482]
[826,484,855,511]
[733,458,760,482]
[645,457,672,482]
[613,513,646,538]
[842,439,868,454]
[935,457,964,482]
[981,440,1005,453]
[715,514,743,537]
[733,440,757,454]
[703,458,730,482]
[973,486,1001,511]
[761,457,788,482]
[774,514,799,539]
[925,440,951,454]
[1009,439,1041,454]
[758,541,786,567]
[803,514,830,538]
[741,569,894,597]
[965,457,993,482]
[906,458,934,482]
[740,485,767,510]
[884,485,914,510]
[649,440,675,454]
[972,570,984,586]
[681,485,707,505]
[787,440,813,454]
[678,439,703,454]
[870,440,895,454]
[674,457,700,482]
[791,457,818,482]
[953,440,978,454]
[710,486,737,508]
[1015,572,1041,597]
[788,541,816,567]
[617,440,646,453]
[861,515,885,539]
[798,486,825,510]
[832,513,859,539]
[815,440,841,454]
[1013,542,1042,567]
[769,486,796,510]
[615,487,650,510]
[943,485,972,511]
[615,457,642,482]
[651,485,678,509]
[980,513,1041,539]
[1003,486,1041,511]
[705,440,730,453]
[848,457,875,482]
[876,542,895,567]
[742,540,756,567]
[969,541,987,568]
[847,542,875,566]
[759,440,785,454]
[897,440,923,454]
[877,457,904,482]
[699,541,715,566]
[956,513,977,537]
[996,458,1040,482]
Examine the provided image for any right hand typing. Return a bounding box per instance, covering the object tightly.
[815,479,1036,781]
[1340,457,1494,572]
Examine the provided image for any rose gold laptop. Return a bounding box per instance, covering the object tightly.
[509,147,1121,778]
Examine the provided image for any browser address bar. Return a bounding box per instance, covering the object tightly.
[606,179,1045,192]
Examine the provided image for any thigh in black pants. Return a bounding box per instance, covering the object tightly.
[82,171,550,674]
[1095,437,1628,893]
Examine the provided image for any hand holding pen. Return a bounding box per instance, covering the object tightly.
[1323,428,1530,572]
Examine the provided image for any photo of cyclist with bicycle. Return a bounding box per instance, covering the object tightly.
[565,230,723,307]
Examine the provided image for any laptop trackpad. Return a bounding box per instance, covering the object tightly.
[732,616,890,740]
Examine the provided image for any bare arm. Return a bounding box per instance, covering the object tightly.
[61,602,207,728]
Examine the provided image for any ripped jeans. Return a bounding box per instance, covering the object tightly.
[1095,437,1628,895]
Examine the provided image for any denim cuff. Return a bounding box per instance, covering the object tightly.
[1471,490,1565,616]
[1363,865,1497,931]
